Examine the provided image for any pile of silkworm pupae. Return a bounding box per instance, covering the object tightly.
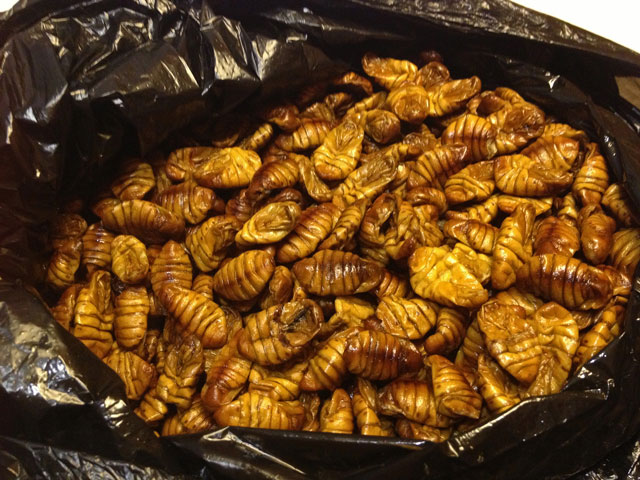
[44,50,640,442]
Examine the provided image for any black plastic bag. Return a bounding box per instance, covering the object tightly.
[2,0,640,478]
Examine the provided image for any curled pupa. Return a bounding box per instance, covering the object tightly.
[491,203,536,290]
[443,218,498,255]
[212,250,275,302]
[194,147,262,189]
[602,183,639,227]
[49,213,87,250]
[292,250,383,297]
[157,285,229,348]
[213,392,305,430]
[99,199,185,244]
[533,216,580,257]
[573,305,624,370]
[247,154,300,200]
[238,299,323,366]
[376,296,437,340]
[476,354,520,414]
[572,142,609,205]
[51,283,84,331]
[429,354,482,419]
[579,205,616,265]
[46,238,82,291]
[407,144,469,190]
[361,52,418,90]
[104,349,155,400]
[150,240,192,295]
[520,135,579,171]
[111,235,149,285]
[110,160,155,200]
[318,198,368,251]
[166,147,219,182]
[386,85,429,124]
[300,327,358,391]
[395,420,450,442]
[154,181,216,225]
[496,195,552,217]
[235,201,302,247]
[516,254,612,310]
[114,286,149,349]
[477,302,542,384]
[378,379,448,428]
[444,160,495,205]
[609,228,640,277]
[82,222,115,274]
[494,154,573,197]
[344,330,422,380]
[320,389,354,434]
[156,334,204,409]
[441,114,498,162]
[73,270,114,359]
[275,120,333,152]
[424,308,468,355]
[312,118,364,181]
[238,122,274,151]
[186,215,242,272]
[424,76,481,117]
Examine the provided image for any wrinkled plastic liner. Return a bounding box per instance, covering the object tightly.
[2,1,640,478]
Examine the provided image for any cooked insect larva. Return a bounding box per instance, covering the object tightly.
[212,250,275,301]
[192,273,215,300]
[156,334,203,408]
[238,299,322,366]
[201,336,252,411]
[494,287,543,317]
[235,201,302,247]
[489,102,545,155]
[51,283,84,331]
[186,215,242,272]
[247,154,300,200]
[429,354,482,419]
[573,305,624,370]
[491,203,536,290]
[602,183,639,227]
[494,154,573,197]
[300,328,356,391]
[292,250,383,297]
[444,160,495,205]
[516,254,612,310]
[362,109,401,144]
[573,142,609,205]
[372,269,412,299]
[166,147,219,182]
[312,118,364,181]
[386,85,429,124]
[520,135,579,171]
[424,308,468,355]
[110,160,155,200]
[277,203,341,263]
[82,223,115,273]
[409,243,490,309]
[456,318,486,370]
[344,330,422,380]
[46,237,82,290]
[609,228,640,277]
[441,114,498,162]
[275,120,333,152]
[135,383,168,425]
[49,213,87,250]
[425,77,482,117]
[318,198,368,251]
[298,154,333,203]
[114,286,149,349]
[213,392,305,430]
[353,388,392,436]
[395,420,450,442]
[376,296,437,340]
[238,122,274,151]
[150,240,192,295]
[99,199,185,244]
[378,379,449,427]
[476,354,520,414]
[443,218,498,254]
[154,181,216,225]
[579,205,616,265]
[194,147,262,189]
[111,235,149,284]
[496,195,553,217]
[533,216,580,257]
[445,195,500,224]
[407,144,469,190]
[477,302,542,384]
[320,389,354,434]
[178,397,216,434]
[361,52,418,90]
[105,348,155,400]
[157,285,229,348]
[73,270,115,359]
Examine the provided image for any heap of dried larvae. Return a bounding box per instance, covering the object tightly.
[45,50,640,442]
